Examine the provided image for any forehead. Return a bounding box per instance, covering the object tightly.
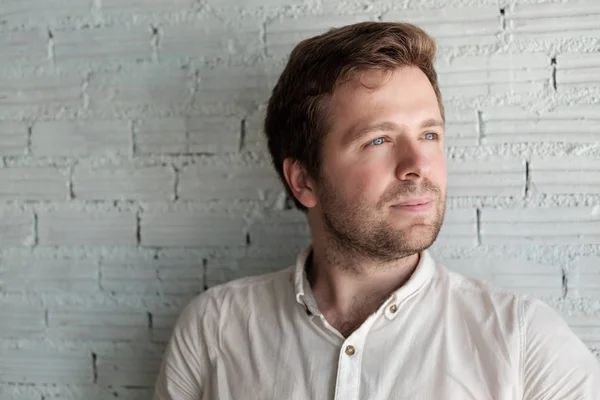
[326,67,442,137]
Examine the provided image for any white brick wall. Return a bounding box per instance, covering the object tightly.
[382,6,501,49]
[0,0,599,397]
[506,1,600,40]
[0,121,28,155]
[32,119,132,156]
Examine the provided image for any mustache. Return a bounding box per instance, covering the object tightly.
[377,179,441,207]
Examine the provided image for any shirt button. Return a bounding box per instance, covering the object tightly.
[389,304,398,313]
[345,345,356,356]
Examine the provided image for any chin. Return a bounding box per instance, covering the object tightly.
[391,219,435,232]
[400,224,439,244]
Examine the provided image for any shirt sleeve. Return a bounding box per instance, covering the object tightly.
[153,296,211,400]
[522,297,600,400]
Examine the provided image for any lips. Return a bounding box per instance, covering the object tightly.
[389,197,434,213]
[392,197,433,207]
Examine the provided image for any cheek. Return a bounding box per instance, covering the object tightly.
[345,158,392,196]
[431,157,448,190]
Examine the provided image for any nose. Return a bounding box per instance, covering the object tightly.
[394,138,430,182]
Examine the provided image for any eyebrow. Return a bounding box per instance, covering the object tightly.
[344,118,445,145]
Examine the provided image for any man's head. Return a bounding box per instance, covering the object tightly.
[264,22,447,262]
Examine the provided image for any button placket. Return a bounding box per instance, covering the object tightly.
[333,312,379,400]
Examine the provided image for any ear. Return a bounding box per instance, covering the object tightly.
[282,158,318,209]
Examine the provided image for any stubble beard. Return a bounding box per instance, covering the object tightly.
[319,178,446,269]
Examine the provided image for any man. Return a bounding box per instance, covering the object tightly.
[153,22,600,399]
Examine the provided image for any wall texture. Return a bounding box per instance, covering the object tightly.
[0,0,599,398]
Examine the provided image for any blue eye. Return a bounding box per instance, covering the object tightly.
[424,132,437,140]
[370,137,385,146]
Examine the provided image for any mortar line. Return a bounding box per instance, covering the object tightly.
[476,209,482,246]
[476,110,484,146]
[239,118,246,152]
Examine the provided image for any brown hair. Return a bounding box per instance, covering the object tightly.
[264,21,443,211]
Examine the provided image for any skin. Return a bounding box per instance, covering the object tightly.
[283,66,447,337]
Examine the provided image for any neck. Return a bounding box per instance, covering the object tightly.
[307,236,420,337]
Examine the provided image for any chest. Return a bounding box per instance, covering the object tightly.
[207,309,520,400]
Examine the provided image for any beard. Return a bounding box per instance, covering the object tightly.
[319,177,445,265]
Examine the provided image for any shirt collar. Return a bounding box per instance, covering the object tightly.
[294,246,321,316]
[294,246,436,319]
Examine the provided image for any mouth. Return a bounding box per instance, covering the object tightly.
[390,197,433,212]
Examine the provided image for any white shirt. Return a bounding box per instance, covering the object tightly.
[153,248,600,400]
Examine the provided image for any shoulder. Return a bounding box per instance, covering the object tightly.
[431,262,536,348]
[176,267,294,329]
[434,262,525,308]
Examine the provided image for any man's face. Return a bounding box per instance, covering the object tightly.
[313,66,447,263]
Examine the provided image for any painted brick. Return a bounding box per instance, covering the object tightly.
[436,53,550,98]
[135,116,240,154]
[0,209,34,246]
[531,157,600,194]
[0,0,91,25]
[0,168,67,200]
[159,20,262,61]
[0,121,28,155]
[100,261,159,294]
[266,14,376,57]
[435,209,478,246]
[47,308,149,341]
[0,29,48,66]
[507,1,600,40]
[53,26,152,64]
[444,109,479,147]
[0,72,82,110]
[383,6,500,48]
[0,304,45,338]
[157,265,205,294]
[100,255,203,295]
[179,163,283,201]
[100,0,193,13]
[87,65,193,111]
[96,352,162,386]
[489,259,562,297]
[0,385,40,400]
[207,252,294,287]
[447,159,525,197]
[150,311,178,343]
[206,0,296,7]
[141,211,246,247]
[135,117,186,154]
[442,256,563,297]
[187,116,240,154]
[563,315,600,348]
[481,207,600,245]
[556,53,600,89]
[571,256,600,300]
[32,119,131,156]
[38,210,137,246]
[194,65,278,114]
[481,105,600,143]
[0,348,93,384]
[73,165,173,200]
[243,109,268,153]
[41,385,153,400]
[0,255,98,292]
[248,211,311,248]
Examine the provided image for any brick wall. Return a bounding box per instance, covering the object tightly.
[0,0,599,398]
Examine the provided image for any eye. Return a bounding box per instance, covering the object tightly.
[369,137,386,146]
[423,132,438,140]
